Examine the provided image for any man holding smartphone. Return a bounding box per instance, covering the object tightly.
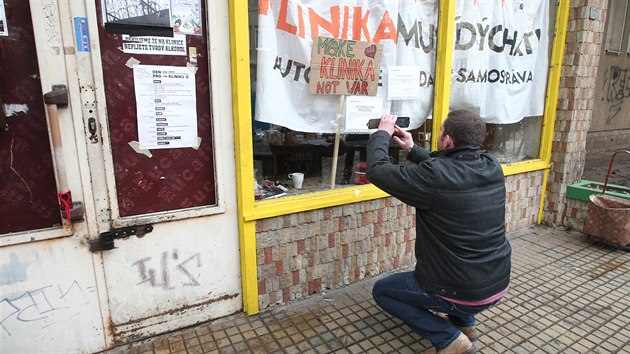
[366,111,511,354]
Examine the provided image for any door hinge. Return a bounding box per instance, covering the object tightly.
[89,224,154,252]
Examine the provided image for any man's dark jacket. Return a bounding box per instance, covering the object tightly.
[366,130,511,302]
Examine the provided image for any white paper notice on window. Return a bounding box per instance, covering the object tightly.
[387,66,421,101]
[134,65,197,149]
[172,0,203,36]
[0,2,8,37]
[344,95,383,133]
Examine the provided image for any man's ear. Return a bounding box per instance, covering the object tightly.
[443,134,455,149]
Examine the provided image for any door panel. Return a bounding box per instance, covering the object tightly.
[1,2,108,352]
[0,1,60,234]
[95,1,216,217]
[90,0,241,343]
[0,239,106,353]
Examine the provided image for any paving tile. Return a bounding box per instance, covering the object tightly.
[153,347,170,354]
[186,345,204,354]
[199,338,218,352]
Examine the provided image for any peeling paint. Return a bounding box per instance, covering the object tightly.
[3,104,29,117]
[128,141,152,158]
[0,253,30,286]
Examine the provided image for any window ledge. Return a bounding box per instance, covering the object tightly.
[245,184,388,221]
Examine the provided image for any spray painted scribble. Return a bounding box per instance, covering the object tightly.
[132,249,202,289]
[603,65,630,124]
[0,281,96,336]
[41,0,61,43]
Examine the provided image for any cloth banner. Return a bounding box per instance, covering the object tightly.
[254,0,548,133]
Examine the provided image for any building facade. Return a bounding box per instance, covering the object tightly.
[0,1,627,352]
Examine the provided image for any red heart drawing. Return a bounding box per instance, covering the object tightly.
[364,44,376,58]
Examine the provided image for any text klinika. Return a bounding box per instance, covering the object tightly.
[260,3,542,56]
[316,37,375,82]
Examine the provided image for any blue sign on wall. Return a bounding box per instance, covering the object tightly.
[74,17,90,52]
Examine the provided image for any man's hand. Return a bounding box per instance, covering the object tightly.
[377,114,397,136]
[377,114,414,151]
[392,126,414,152]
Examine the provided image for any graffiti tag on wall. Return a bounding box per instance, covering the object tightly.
[0,281,95,336]
[132,249,202,289]
[603,65,630,124]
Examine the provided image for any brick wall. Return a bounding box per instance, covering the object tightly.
[564,198,589,231]
[256,198,416,310]
[544,0,608,226]
[256,171,543,310]
[504,171,545,234]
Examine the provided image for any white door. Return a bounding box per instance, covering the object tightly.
[1,1,106,353]
[85,0,242,342]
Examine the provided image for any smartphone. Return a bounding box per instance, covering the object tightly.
[367,116,410,129]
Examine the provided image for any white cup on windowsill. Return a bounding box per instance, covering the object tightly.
[288,172,304,189]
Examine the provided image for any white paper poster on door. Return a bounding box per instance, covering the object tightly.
[0,2,8,37]
[122,34,187,56]
[133,65,197,149]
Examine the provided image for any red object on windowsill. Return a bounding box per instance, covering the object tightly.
[353,162,370,185]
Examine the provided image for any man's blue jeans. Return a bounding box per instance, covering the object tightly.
[372,271,497,350]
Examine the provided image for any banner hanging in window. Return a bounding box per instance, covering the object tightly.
[254,0,549,133]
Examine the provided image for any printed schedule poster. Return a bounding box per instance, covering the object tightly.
[133,65,197,149]
[0,2,8,37]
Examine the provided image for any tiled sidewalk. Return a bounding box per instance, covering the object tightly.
[107,225,630,353]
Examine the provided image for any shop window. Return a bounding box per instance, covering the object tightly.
[605,1,628,54]
[449,1,551,164]
[248,1,555,199]
[249,2,437,200]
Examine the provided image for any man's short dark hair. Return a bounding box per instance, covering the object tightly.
[443,110,486,147]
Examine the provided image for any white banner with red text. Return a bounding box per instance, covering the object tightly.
[254,0,549,133]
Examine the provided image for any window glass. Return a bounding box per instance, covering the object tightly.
[449,0,551,163]
[249,1,437,200]
[484,116,542,163]
[605,1,628,54]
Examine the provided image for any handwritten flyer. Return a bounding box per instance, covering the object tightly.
[133,65,197,149]
[309,36,383,96]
